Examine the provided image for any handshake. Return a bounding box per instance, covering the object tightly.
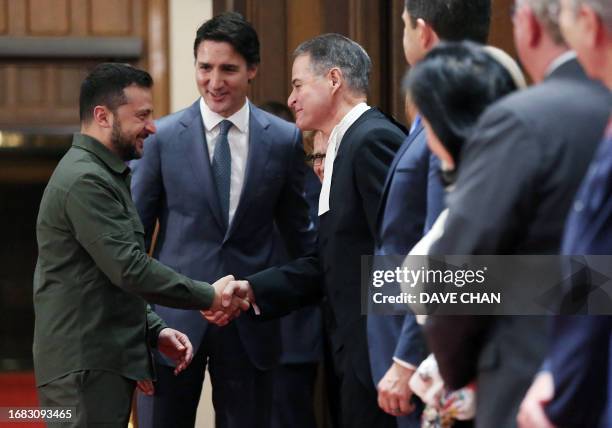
[202,275,255,326]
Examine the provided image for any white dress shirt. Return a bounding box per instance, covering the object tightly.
[318,102,371,215]
[200,98,250,224]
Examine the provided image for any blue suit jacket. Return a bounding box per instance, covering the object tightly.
[130,100,316,370]
[545,316,612,427]
[367,121,445,422]
[546,129,612,427]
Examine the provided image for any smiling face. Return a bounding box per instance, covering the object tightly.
[287,54,333,131]
[195,40,257,118]
[110,84,156,160]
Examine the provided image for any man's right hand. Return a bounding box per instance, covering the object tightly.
[201,277,254,326]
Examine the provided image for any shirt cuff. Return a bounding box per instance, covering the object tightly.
[393,357,417,371]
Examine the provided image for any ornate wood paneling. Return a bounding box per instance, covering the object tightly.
[88,0,133,36]
[27,0,70,36]
[0,0,170,127]
[16,66,45,106]
[0,0,7,35]
[0,67,6,106]
[490,0,517,59]
[56,65,88,108]
[246,0,287,105]
[147,0,169,117]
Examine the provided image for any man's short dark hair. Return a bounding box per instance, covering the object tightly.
[79,62,152,124]
[405,0,492,43]
[193,12,260,67]
[294,33,372,96]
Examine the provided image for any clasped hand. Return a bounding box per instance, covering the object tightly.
[200,275,254,326]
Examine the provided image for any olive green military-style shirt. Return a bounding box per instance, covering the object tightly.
[33,133,215,386]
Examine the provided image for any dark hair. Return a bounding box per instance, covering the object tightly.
[79,62,152,124]
[259,100,294,122]
[294,33,371,96]
[193,12,260,66]
[404,0,492,43]
[406,41,518,165]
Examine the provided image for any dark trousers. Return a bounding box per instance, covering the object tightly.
[333,327,397,428]
[38,370,135,427]
[137,323,273,428]
[271,362,318,428]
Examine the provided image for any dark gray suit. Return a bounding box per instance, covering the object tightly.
[427,58,612,428]
[131,100,316,427]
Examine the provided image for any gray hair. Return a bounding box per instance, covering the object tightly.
[570,0,612,30]
[293,33,372,96]
[518,0,566,45]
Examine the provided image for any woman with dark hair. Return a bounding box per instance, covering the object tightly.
[408,41,525,190]
[401,41,526,428]
[404,41,526,255]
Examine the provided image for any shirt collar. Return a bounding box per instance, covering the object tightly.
[329,102,370,152]
[200,97,250,133]
[72,133,129,175]
[545,51,577,78]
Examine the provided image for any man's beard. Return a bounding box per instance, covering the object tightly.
[111,118,141,161]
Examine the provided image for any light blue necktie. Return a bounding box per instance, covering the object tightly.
[211,120,233,227]
[409,114,422,135]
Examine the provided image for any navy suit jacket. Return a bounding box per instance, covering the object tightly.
[546,128,612,427]
[130,100,316,370]
[367,122,444,385]
[545,316,612,427]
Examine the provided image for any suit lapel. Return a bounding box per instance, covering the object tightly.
[225,104,272,240]
[375,122,424,229]
[182,101,226,231]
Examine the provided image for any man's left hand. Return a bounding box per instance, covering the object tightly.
[157,327,194,375]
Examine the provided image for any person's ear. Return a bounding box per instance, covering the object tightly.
[580,5,604,48]
[247,64,258,83]
[329,68,343,94]
[417,18,439,52]
[93,105,112,129]
[525,8,542,47]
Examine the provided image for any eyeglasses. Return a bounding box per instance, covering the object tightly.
[305,152,326,167]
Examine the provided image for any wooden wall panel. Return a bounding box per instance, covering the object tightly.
[56,65,87,108]
[246,0,287,105]
[147,0,169,117]
[489,0,517,59]
[69,0,88,36]
[27,0,70,36]
[16,66,45,106]
[0,67,6,106]
[0,0,170,127]
[89,0,132,36]
[8,0,27,35]
[287,0,322,53]
[0,0,7,35]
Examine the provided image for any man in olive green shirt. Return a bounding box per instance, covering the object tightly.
[33,63,250,426]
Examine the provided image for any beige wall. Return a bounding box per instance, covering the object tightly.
[168,5,215,427]
[169,0,212,112]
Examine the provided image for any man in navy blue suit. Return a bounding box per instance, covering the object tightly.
[517,0,612,426]
[368,1,491,425]
[130,13,316,428]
